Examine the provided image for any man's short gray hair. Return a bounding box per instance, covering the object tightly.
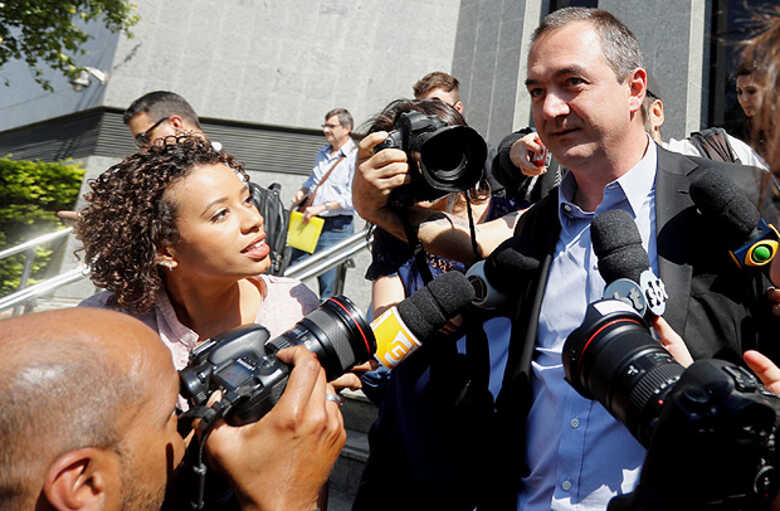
[532,7,644,83]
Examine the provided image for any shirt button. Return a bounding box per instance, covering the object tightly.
[570,418,580,429]
[562,480,572,491]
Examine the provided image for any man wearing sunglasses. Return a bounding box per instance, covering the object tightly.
[123,91,218,151]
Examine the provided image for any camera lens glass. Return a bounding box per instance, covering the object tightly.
[419,126,486,193]
[562,299,684,446]
[269,295,376,381]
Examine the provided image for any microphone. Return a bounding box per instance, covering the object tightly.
[371,271,475,369]
[689,170,779,269]
[371,245,541,368]
[465,239,540,310]
[591,209,668,318]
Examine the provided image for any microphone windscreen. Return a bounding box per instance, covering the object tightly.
[396,272,474,341]
[592,209,649,284]
[424,271,476,318]
[689,170,760,248]
[484,244,540,293]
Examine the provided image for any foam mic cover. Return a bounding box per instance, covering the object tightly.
[484,241,541,294]
[372,272,475,369]
[591,209,649,284]
[689,170,761,248]
[397,271,475,341]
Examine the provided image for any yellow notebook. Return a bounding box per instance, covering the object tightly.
[287,211,325,254]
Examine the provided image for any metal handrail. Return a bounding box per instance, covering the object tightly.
[284,229,371,278]
[0,227,73,259]
[0,265,90,313]
[0,229,374,315]
[290,237,371,282]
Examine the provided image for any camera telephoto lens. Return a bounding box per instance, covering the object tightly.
[562,299,684,446]
[179,296,376,426]
[266,295,376,381]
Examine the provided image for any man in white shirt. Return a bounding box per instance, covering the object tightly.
[290,108,358,300]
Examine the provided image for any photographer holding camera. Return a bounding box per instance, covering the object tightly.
[354,7,780,509]
[0,307,345,511]
[353,98,520,510]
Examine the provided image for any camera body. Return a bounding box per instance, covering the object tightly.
[180,296,376,426]
[179,324,290,426]
[563,299,780,508]
[373,111,487,206]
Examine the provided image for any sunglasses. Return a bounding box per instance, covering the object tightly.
[134,116,169,148]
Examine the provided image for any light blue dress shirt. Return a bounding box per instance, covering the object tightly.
[518,139,659,510]
[302,137,357,217]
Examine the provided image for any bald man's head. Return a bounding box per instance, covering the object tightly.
[0,308,182,510]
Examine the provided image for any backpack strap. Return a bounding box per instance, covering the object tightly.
[687,127,740,164]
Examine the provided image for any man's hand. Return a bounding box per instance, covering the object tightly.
[651,316,693,367]
[57,210,80,226]
[768,287,780,317]
[508,131,549,177]
[206,346,345,511]
[291,189,307,209]
[302,204,327,223]
[744,350,780,394]
[352,132,409,226]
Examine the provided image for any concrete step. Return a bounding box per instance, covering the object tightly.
[327,389,378,510]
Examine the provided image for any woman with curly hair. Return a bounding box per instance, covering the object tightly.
[78,135,319,371]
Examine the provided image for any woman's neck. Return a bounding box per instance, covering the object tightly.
[443,192,492,223]
[164,275,263,340]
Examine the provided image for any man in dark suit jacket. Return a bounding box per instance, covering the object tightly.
[353,7,780,510]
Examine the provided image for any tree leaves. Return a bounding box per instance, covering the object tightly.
[0,0,139,91]
[0,156,85,294]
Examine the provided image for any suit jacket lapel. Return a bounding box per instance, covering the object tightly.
[655,147,698,333]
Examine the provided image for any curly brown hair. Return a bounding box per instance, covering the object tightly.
[78,135,249,314]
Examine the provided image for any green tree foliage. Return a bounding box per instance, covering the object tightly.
[0,156,85,295]
[0,0,139,91]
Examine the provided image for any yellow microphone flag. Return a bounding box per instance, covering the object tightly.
[370,306,422,369]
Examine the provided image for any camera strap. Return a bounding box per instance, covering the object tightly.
[463,191,483,261]
[401,212,435,284]
[181,396,241,510]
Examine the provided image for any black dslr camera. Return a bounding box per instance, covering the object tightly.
[562,299,780,510]
[179,296,376,427]
[373,111,487,206]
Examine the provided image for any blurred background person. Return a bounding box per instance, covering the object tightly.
[736,61,769,163]
[290,107,358,300]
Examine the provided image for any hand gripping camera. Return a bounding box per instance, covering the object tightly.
[179,296,376,427]
[562,299,780,509]
[177,296,376,510]
[373,110,487,206]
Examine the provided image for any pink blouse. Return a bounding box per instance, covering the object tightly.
[79,274,320,370]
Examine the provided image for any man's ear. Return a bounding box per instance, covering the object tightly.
[651,99,665,127]
[627,67,647,113]
[43,448,119,510]
[168,114,185,131]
